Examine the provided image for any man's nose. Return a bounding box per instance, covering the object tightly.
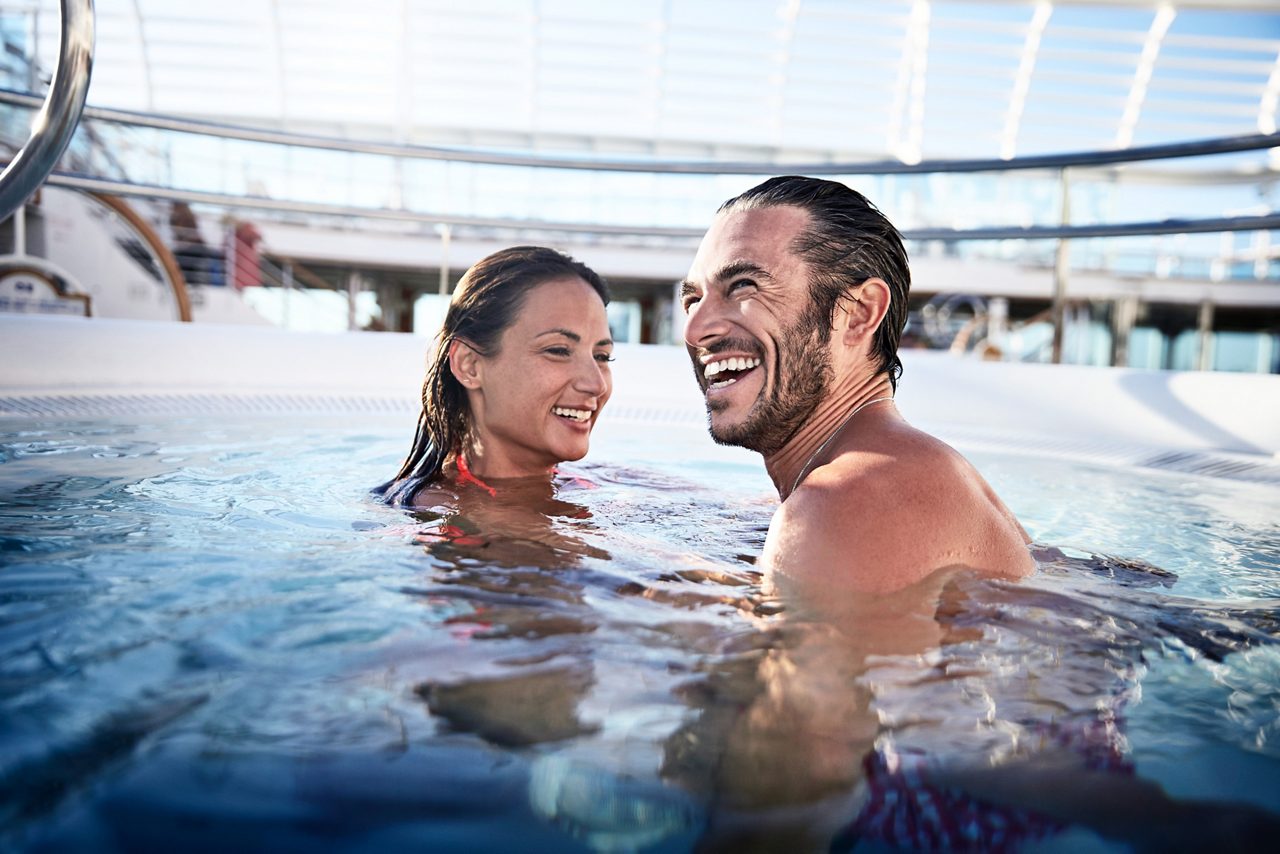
[682,294,729,350]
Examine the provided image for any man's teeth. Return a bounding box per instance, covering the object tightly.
[703,356,762,379]
[553,407,591,422]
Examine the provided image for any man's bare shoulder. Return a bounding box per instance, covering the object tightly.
[763,423,1032,593]
[802,422,973,514]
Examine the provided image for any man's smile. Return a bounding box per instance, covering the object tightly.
[702,356,763,390]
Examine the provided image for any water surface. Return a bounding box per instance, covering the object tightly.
[2,416,1277,851]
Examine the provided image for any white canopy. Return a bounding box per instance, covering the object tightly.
[19,0,1280,163]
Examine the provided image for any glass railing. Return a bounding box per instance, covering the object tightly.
[0,20,1276,368]
[1,85,1276,286]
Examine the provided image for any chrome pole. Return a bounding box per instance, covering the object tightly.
[0,0,95,223]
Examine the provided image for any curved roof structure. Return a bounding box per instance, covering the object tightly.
[19,0,1280,163]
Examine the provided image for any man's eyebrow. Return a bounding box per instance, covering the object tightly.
[682,261,774,295]
[715,261,773,284]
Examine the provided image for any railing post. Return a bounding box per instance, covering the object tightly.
[1110,296,1139,368]
[0,0,94,222]
[347,271,360,331]
[282,261,293,330]
[1051,167,1071,364]
[1196,298,1215,371]
[12,203,26,255]
[225,220,237,288]
[437,223,452,295]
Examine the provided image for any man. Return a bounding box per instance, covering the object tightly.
[681,176,1033,594]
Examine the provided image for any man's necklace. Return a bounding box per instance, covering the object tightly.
[789,396,895,496]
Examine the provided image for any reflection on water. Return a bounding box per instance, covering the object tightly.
[1,418,1279,852]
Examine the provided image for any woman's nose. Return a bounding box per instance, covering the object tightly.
[575,357,608,397]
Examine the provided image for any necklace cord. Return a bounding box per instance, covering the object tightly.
[789,396,894,496]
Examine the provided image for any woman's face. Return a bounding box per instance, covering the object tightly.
[462,276,613,478]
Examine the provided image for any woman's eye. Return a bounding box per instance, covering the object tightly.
[595,352,615,363]
[544,346,571,357]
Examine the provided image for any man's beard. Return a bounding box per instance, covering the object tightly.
[705,318,832,456]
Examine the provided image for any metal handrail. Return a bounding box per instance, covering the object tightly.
[41,172,1280,242]
[0,1,94,222]
[0,85,1275,176]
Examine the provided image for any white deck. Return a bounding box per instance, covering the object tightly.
[2,315,1277,482]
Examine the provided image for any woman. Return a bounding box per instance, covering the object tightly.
[379,245,614,508]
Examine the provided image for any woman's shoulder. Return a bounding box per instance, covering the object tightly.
[375,475,435,507]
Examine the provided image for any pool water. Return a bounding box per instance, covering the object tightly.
[1,415,1278,852]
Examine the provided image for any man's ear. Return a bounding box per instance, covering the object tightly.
[837,278,891,347]
[448,339,483,389]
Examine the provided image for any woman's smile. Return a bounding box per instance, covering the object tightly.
[464,275,613,479]
[381,245,613,507]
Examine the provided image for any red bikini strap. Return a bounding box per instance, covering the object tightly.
[455,454,497,497]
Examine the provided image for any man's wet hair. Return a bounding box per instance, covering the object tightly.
[718,176,911,389]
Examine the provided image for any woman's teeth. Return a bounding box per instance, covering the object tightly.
[553,407,591,422]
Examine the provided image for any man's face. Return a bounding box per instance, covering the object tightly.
[681,205,832,456]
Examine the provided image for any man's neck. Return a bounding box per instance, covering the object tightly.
[765,372,895,500]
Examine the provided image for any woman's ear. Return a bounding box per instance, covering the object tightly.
[837,278,891,347]
[448,339,483,389]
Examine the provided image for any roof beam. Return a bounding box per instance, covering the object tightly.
[1260,45,1280,134]
[771,0,801,146]
[1001,1,1052,160]
[1116,4,1176,149]
[890,0,931,164]
[129,0,154,110]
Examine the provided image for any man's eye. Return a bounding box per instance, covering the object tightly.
[728,279,756,295]
[681,295,700,313]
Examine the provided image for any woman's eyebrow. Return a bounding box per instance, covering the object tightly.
[536,328,581,341]
[536,330,613,347]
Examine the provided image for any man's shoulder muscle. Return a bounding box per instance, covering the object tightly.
[762,436,1025,592]
[763,464,934,593]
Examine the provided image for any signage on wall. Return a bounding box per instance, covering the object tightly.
[0,267,91,317]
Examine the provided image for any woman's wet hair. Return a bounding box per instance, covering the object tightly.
[718,176,911,390]
[381,246,609,500]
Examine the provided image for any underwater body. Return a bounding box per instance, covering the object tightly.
[1,414,1279,852]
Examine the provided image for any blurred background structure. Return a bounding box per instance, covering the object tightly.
[1,0,1278,371]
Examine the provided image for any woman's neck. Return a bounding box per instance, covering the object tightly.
[461,435,558,482]
[452,444,559,500]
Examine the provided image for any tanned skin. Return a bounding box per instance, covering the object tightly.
[682,205,1033,597]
